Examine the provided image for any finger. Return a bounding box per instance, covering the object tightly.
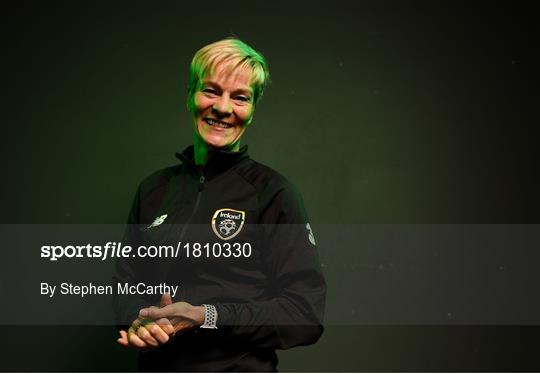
[160,293,173,307]
[117,330,129,347]
[128,327,148,349]
[133,305,158,322]
[155,318,175,336]
[130,318,143,331]
[137,326,159,347]
[144,322,170,344]
[139,304,173,319]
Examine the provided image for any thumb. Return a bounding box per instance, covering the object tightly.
[140,304,172,320]
[160,293,172,307]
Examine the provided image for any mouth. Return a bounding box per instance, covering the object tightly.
[204,118,234,129]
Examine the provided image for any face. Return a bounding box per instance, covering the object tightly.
[192,63,255,150]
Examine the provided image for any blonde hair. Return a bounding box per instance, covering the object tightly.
[186,38,270,112]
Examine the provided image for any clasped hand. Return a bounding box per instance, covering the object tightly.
[117,293,205,351]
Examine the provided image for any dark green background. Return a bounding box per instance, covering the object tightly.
[1,1,539,371]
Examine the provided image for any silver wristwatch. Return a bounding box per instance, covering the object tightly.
[200,304,218,329]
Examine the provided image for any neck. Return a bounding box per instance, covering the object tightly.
[193,135,240,167]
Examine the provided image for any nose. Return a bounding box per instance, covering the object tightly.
[212,94,232,116]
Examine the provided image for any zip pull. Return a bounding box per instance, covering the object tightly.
[198,175,205,191]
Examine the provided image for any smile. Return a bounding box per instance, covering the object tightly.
[204,118,233,128]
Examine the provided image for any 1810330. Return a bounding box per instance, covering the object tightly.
[183,242,252,258]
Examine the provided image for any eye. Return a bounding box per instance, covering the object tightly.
[234,96,251,103]
[202,88,218,95]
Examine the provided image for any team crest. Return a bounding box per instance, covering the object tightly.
[211,209,245,240]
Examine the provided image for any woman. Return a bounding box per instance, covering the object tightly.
[114,38,326,371]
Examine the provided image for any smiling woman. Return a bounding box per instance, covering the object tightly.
[193,63,254,150]
[113,37,326,372]
[187,38,270,160]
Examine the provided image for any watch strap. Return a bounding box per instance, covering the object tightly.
[200,304,218,329]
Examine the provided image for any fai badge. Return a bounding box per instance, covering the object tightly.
[211,208,246,240]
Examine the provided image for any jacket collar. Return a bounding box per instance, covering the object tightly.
[176,145,249,180]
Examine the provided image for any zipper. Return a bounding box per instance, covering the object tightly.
[179,174,205,239]
[165,174,205,300]
[198,175,205,191]
[189,175,204,219]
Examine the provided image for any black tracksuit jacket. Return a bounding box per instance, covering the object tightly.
[113,145,326,371]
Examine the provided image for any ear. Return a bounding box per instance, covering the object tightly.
[186,94,194,113]
[186,82,200,113]
[246,105,256,126]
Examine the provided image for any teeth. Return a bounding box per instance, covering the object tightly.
[206,119,231,128]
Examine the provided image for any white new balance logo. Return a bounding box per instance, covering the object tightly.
[306,223,316,246]
[145,214,168,230]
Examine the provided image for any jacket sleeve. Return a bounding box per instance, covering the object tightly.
[112,186,149,327]
[213,184,326,350]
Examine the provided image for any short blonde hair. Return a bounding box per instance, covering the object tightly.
[186,38,270,112]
